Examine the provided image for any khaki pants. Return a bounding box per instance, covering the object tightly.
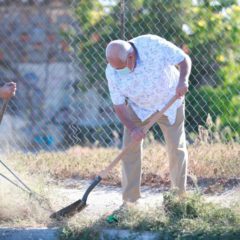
[122,104,188,202]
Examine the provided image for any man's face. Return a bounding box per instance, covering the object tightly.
[108,57,125,69]
[108,51,135,71]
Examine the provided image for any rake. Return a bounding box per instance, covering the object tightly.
[0,158,53,212]
[50,95,178,219]
[0,100,33,196]
[0,100,9,124]
[0,99,52,212]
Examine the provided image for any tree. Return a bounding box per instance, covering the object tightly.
[185,3,240,137]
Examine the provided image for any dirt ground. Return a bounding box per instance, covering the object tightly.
[49,178,240,220]
[49,179,163,218]
[0,174,239,229]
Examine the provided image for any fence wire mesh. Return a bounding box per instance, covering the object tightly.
[0,0,239,153]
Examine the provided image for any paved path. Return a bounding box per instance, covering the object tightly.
[49,178,240,219]
[49,178,165,219]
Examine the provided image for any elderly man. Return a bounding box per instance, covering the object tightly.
[105,34,191,203]
[0,82,16,100]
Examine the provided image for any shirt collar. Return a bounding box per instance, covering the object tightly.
[128,41,141,65]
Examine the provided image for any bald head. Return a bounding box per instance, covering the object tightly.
[106,40,134,69]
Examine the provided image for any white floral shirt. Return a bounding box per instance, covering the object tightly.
[106,34,187,125]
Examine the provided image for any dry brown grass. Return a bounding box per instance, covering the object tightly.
[0,174,53,227]
[189,143,240,178]
[2,142,240,186]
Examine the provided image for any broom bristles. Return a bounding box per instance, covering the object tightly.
[50,199,86,219]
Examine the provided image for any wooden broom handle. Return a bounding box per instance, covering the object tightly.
[99,95,178,179]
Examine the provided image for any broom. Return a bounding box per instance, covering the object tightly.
[50,95,178,219]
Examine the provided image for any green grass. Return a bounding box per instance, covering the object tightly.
[59,192,240,240]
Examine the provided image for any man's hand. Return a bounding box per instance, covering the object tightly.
[176,81,188,99]
[130,127,146,142]
[114,104,146,142]
[0,82,17,100]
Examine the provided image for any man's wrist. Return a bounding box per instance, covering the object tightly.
[178,77,188,86]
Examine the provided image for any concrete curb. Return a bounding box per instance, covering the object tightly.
[0,227,167,240]
[0,227,60,240]
[100,229,162,240]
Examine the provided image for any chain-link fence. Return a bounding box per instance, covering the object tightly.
[0,0,239,153]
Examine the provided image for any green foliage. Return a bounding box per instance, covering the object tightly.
[186,43,240,137]
[184,3,240,137]
[75,0,104,31]
[60,193,240,240]
[163,192,240,225]
[163,193,203,220]
[163,192,240,239]
[186,85,240,137]
[124,0,191,42]
[60,226,99,240]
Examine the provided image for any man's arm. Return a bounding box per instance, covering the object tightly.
[114,104,136,131]
[176,55,192,98]
[114,104,145,142]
